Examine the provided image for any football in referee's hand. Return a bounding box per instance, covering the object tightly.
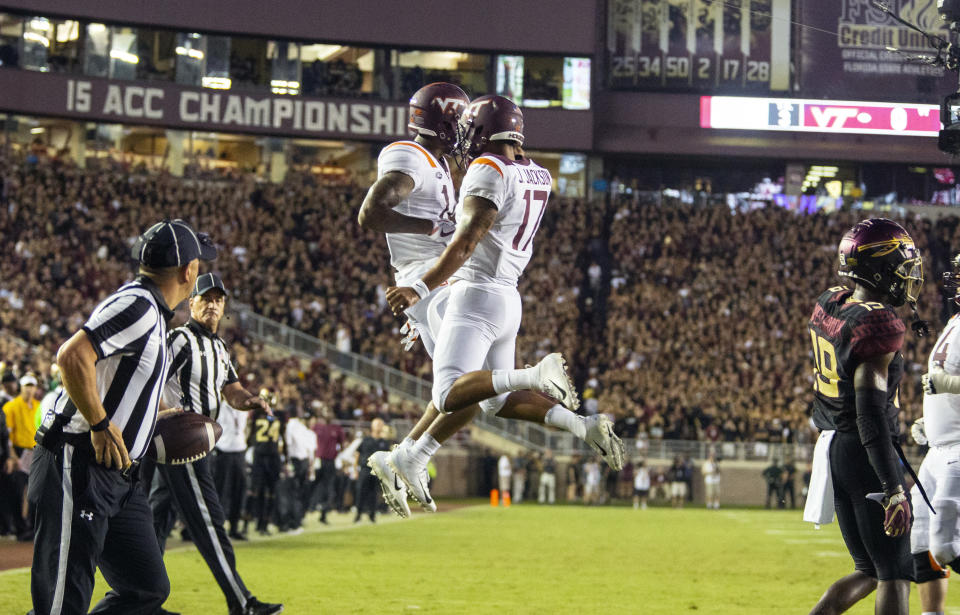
[146,411,222,465]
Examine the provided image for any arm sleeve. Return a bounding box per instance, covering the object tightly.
[162,330,189,409]
[855,387,902,494]
[377,144,426,193]
[462,158,507,210]
[82,294,157,360]
[850,308,905,360]
[929,368,960,395]
[223,342,239,385]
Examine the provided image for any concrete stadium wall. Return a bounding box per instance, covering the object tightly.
[432,451,807,510]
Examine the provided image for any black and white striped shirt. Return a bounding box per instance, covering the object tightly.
[164,319,238,420]
[45,276,173,460]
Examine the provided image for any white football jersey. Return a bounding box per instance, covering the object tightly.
[377,140,457,283]
[924,313,960,446]
[453,154,552,287]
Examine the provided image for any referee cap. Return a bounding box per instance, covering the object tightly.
[192,273,229,298]
[132,219,217,268]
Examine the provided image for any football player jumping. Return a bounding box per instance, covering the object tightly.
[383,95,624,512]
[909,253,960,615]
[357,82,480,518]
[807,219,923,615]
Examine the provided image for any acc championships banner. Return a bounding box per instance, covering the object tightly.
[0,70,409,141]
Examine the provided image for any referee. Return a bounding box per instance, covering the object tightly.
[29,219,214,615]
[151,273,282,615]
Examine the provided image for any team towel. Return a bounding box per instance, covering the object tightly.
[803,430,836,526]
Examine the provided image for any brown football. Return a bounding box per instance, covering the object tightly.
[146,411,222,465]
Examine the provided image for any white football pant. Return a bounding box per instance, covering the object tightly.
[911,444,960,568]
[430,282,521,415]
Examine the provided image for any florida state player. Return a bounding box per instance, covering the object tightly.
[808,219,924,615]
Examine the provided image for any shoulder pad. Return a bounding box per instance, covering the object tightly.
[468,156,505,177]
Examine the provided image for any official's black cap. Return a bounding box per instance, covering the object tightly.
[192,273,229,298]
[131,219,217,268]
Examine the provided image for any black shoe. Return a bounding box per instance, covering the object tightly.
[244,597,284,615]
[158,608,182,615]
[319,512,328,525]
[257,529,271,537]
[229,531,248,541]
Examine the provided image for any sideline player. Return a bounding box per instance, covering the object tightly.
[151,273,282,615]
[384,96,624,511]
[910,253,960,615]
[807,218,923,615]
[357,82,480,518]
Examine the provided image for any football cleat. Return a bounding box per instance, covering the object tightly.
[367,450,411,519]
[388,447,437,513]
[535,353,580,411]
[585,415,625,471]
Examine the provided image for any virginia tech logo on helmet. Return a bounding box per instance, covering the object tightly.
[433,97,466,115]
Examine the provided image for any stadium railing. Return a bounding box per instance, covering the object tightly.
[234,306,927,465]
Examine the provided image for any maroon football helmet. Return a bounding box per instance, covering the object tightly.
[837,218,923,307]
[459,95,524,161]
[407,82,469,156]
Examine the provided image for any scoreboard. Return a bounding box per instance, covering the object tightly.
[607,0,790,92]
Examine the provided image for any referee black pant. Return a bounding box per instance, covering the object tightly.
[149,455,252,611]
[213,450,247,534]
[29,444,169,615]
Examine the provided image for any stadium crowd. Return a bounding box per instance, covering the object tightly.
[1,149,957,455]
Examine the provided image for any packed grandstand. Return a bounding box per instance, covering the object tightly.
[1,149,952,445]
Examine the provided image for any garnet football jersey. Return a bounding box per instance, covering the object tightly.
[377,140,457,284]
[808,286,905,433]
[924,313,960,446]
[453,154,552,287]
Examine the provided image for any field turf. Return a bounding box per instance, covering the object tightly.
[1,502,956,614]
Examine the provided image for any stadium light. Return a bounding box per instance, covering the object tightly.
[109,49,139,64]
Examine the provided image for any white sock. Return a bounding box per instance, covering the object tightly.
[401,437,416,450]
[491,366,538,394]
[921,611,944,615]
[410,434,441,467]
[544,405,586,439]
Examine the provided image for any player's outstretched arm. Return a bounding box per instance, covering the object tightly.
[386,195,497,315]
[358,172,434,234]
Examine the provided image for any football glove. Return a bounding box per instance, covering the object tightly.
[866,487,912,538]
[911,418,928,446]
[399,320,419,352]
[922,372,937,395]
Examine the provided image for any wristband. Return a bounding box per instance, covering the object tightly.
[91,417,110,432]
[411,279,430,300]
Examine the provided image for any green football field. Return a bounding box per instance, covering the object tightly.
[1,502,956,614]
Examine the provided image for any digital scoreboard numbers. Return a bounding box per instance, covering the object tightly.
[608,0,790,92]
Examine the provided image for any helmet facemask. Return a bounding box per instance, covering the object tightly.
[890,252,923,307]
[943,254,960,306]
